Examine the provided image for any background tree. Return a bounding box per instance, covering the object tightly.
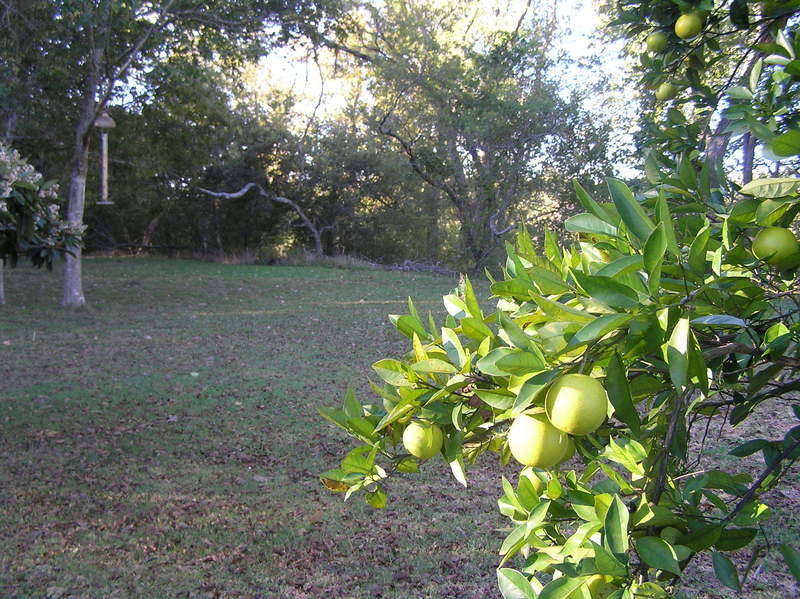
[338,0,615,269]
[0,0,345,306]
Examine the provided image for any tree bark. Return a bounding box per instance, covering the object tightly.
[742,132,755,184]
[62,47,101,307]
[0,261,5,304]
[141,212,162,248]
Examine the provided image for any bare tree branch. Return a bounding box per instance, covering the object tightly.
[198,183,326,256]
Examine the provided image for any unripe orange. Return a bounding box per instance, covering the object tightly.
[508,413,569,468]
[545,374,608,435]
[402,421,443,459]
[655,82,678,101]
[646,32,668,52]
[752,226,800,269]
[675,13,703,39]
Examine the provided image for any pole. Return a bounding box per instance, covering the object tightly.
[100,130,109,204]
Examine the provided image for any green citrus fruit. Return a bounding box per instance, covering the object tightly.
[752,226,800,268]
[675,12,703,39]
[507,412,569,468]
[655,82,678,101]
[545,374,608,435]
[558,435,576,464]
[646,31,668,52]
[402,421,443,459]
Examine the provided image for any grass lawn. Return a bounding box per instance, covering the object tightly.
[0,257,797,598]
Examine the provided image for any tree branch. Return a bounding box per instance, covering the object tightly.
[198,183,326,256]
[721,435,800,526]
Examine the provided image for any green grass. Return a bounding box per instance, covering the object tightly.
[0,257,508,599]
[1,257,798,599]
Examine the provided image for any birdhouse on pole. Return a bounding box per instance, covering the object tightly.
[94,111,116,205]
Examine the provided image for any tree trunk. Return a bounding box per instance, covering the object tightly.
[0,261,5,305]
[62,48,101,307]
[742,132,755,184]
[62,142,90,306]
[141,212,162,248]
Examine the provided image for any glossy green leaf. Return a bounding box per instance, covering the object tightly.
[497,568,537,599]
[739,177,800,198]
[607,178,655,241]
[591,541,629,576]
[410,359,458,374]
[365,487,386,508]
[565,213,619,237]
[644,223,667,275]
[462,275,483,320]
[373,359,414,387]
[667,318,690,392]
[495,350,546,375]
[343,386,360,419]
[572,271,640,310]
[714,527,757,551]
[443,295,468,319]
[442,327,467,369]
[778,544,800,582]
[390,314,429,340]
[565,313,632,351]
[604,494,629,557]
[531,294,595,324]
[688,225,710,274]
[596,255,643,277]
[477,348,520,376]
[574,179,614,224]
[636,536,681,575]
[461,316,494,341]
[475,389,516,410]
[772,129,800,157]
[539,575,588,599]
[606,352,640,434]
[712,551,741,590]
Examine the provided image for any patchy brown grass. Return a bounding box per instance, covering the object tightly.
[0,257,797,598]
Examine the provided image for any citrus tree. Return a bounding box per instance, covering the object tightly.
[320,2,800,597]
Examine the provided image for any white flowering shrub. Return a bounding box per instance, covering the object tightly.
[0,143,82,269]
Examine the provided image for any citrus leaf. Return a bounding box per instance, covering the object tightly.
[539,575,588,599]
[531,294,595,324]
[644,224,667,275]
[739,177,800,198]
[565,213,619,237]
[565,313,632,351]
[778,543,800,582]
[667,318,690,392]
[606,352,640,434]
[712,551,741,590]
[636,536,681,575]
[574,179,615,224]
[604,494,629,557]
[772,130,800,157]
[607,178,655,241]
[497,568,537,599]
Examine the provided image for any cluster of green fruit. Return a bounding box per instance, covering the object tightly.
[401,374,610,470]
[646,12,705,101]
[507,374,609,468]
